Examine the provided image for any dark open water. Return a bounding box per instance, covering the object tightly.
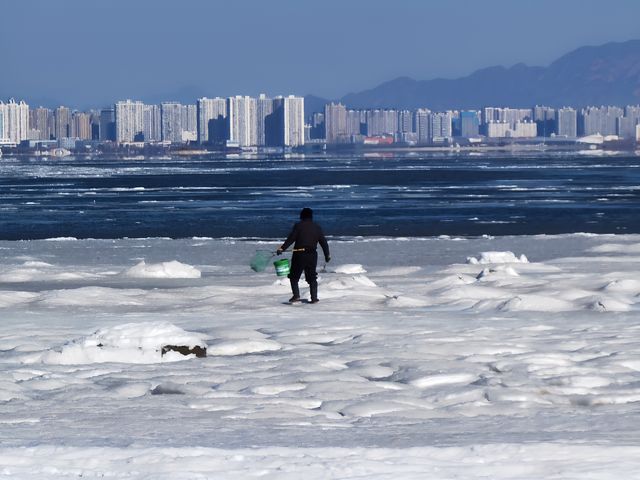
[1,152,639,240]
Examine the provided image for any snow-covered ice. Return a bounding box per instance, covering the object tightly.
[2,234,640,478]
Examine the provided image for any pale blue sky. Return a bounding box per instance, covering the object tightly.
[1,0,638,108]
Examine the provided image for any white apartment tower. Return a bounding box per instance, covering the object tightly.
[227,96,257,147]
[0,99,29,144]
[143,104,162,142]
[415,109,431,144]
[161,102,184,144]
[115,100,144,144]
[430,112,452,143]
[280,95,305,147]
[256,94,274,146]
[556,107,577,137]
[324,102,348,144]
[197,97,226,144]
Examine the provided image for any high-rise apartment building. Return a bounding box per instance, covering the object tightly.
[430,112,452,143]
[99,108,116,142]
[197,97,227,144]
[580,106,624,136]
[415,109,431,144]
[115,100,144,144]
[271,95,304,147]
[72,112,92,140]
[324,103,347,144]
[54,106,72,140]
[460,111,480,138]
[182,104,197,142]
[227,96,257,147]
[556,107,577,137]
[256,94,274,146]
[397,110,414,134]
[534,105,556,137]
[618,105,640,139]
[0,99,30,144]
[366,110,397,137]
[161,102,184,144]
[143,104,162,142]
[346,110,363,137]
[30,107,52,140]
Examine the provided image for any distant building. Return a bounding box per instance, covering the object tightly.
[72,112,92,140]
[580,106,623,136]
[617,106,640,139]
[161,102,184,144]
[483,107,532,133]
[486,120,536,138]
[324,102,348,144]
[397,110,414,134]
[556,107,577,137]
[346,109,363,137]
[429,112,452,143]
[256,94,274,147]
[277,95,305,147]
[182,104,197,142]
[30,107,52,140]
[366,109,397,137]
[197,97,227,145]
[511,121,537,137]
[99,108,116,142]
[310,112,325,140]
[534,105,556,137]
[486,121,510,138]
[460,110,480,138]
[227,96,257,147]
[54,106,72,140]
[415,109,431,144]
[143,104,162,142]
[115,100,144,144]
[0,99,29,144]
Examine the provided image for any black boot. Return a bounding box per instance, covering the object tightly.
[310,282,318,303]
[289,279,301,303]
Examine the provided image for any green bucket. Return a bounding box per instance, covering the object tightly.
[274,258,290,277]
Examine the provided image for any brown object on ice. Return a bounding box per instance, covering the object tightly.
[161,345,207,358]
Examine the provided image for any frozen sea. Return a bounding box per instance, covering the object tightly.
[2,152,640,478]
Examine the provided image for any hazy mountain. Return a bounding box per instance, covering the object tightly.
[313,40,640,112]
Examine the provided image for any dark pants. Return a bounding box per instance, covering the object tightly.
[289,251,318,300]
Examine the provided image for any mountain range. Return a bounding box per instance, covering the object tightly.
[305,39,640,114]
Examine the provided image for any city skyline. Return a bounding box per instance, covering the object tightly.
[2,0,640,109]
[3,94,640,149]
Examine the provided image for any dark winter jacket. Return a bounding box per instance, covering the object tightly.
[280,219,330,260]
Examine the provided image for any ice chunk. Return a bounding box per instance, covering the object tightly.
[467,251,529,264]
[37,322,208,365]
[331,264,367,274]
[123,260,201,279]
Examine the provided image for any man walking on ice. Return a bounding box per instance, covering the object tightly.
[277,208,330,304]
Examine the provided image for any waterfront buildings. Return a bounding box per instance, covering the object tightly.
[197,97,227,145]
[115,100,144,144]
[100,108,116,142]
[556,107,578,137]
[227,96,257,147]
[460,111,480,138]
[0,99,29,144]
[3,92,640,150]
[273,95,305,147]
[143,104,162,143]
[580,106,624,136]
[324,102,348,144]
